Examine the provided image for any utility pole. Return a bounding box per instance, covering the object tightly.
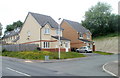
[58,18,61,59]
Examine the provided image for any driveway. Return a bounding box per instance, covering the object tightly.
[2,54,118,76]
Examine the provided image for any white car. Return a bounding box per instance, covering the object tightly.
[76,46,92,53]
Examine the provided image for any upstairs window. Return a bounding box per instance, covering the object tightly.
[27,31,31,37]
[79,34,83,39]
[44,28,50,34]
[56,29,60,35]
[86,33,90,39]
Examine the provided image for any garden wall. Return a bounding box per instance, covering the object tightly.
[2,44,39,52]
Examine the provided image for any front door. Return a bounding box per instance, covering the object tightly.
[65,42,69,52]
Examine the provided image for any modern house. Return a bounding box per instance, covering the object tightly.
[2,12,71,52]
[61,19,93,51]
[2,27,20,44]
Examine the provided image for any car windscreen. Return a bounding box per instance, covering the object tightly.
[80,47,86,49]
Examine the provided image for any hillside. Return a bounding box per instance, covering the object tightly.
[93,34,118,54]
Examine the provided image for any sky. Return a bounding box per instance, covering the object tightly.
[0,0,119,35]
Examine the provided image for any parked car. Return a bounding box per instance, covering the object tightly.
[76,46,92,53]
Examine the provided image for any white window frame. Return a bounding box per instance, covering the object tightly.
[87,33,90,39]
[65,42,68,48]
[43,42,50,48]
[44,28,50,34]
[79,33,83,39]
[27,31,31,37]
[56,29,60,35]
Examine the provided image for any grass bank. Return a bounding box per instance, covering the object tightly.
[2,51,86,60]
[93,32,119,40]
[93,51,114,55]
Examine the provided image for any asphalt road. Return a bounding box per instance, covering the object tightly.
[1,54,118,76]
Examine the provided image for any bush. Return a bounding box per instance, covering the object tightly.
[2,48,8,52]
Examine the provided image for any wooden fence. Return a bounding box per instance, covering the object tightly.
[2,44,39,52]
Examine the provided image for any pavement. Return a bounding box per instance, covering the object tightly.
[1,54,118,77]
[103,61,119,77]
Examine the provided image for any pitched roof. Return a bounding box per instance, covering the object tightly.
[63,19,91,34]
[29,12,60,29]
[51,36,70,41]
[2,27,21,38]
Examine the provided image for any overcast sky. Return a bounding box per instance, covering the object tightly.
[0,0,119,34]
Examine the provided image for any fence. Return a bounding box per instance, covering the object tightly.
[2,44,39,52]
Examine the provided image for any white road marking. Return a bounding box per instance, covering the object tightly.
[24,60,33,63]
[6,67,31,76]
[102,62,117,77]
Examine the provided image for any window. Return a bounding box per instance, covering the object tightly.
[13,36,15,39]
[44,28,50,34]
[79,34,83,38]
[86,33,90,39]
[56,29,60,35]
[11,37,12,40]
[65,42,68,48]
[43,42,50,48]
[27,31,31,37]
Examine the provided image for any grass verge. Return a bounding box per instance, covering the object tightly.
[93,51,114,55]
[2,51,86,60]
[93,32,119,40]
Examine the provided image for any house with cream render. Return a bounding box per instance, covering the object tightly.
[2,27,20,44]
[16,12,70,52]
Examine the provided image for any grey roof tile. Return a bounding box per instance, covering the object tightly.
[3,27,21,38]
[63,19,91,34]
[29,12,60,29]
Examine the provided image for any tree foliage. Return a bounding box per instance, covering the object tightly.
[0,23,2,36]
[5,20,23,33]
[82,2,118,37]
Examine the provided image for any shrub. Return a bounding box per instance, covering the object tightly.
[2,48,8,52]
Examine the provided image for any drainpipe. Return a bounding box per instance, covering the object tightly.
[40,27,43,49]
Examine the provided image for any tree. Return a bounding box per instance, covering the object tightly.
[0,23,2,36]
[107,14,119,33]
[5,20,23,33]
[82,2,114,37]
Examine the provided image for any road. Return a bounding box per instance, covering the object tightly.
[1,54,118,76]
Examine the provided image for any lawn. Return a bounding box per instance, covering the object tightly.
[93,51,114,55]
[2,51,86,60]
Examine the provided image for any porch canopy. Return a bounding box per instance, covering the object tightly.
[79,39,94,43]
[51,36,70,41]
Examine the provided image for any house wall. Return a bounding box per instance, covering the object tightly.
[18,13,42,46]
[3,35,19,44]
[41,24,69,49]
[61,21,86,49]
[18,13,70,51]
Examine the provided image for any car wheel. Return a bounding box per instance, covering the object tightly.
[85,50,88,53]
[89,51,92,53]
